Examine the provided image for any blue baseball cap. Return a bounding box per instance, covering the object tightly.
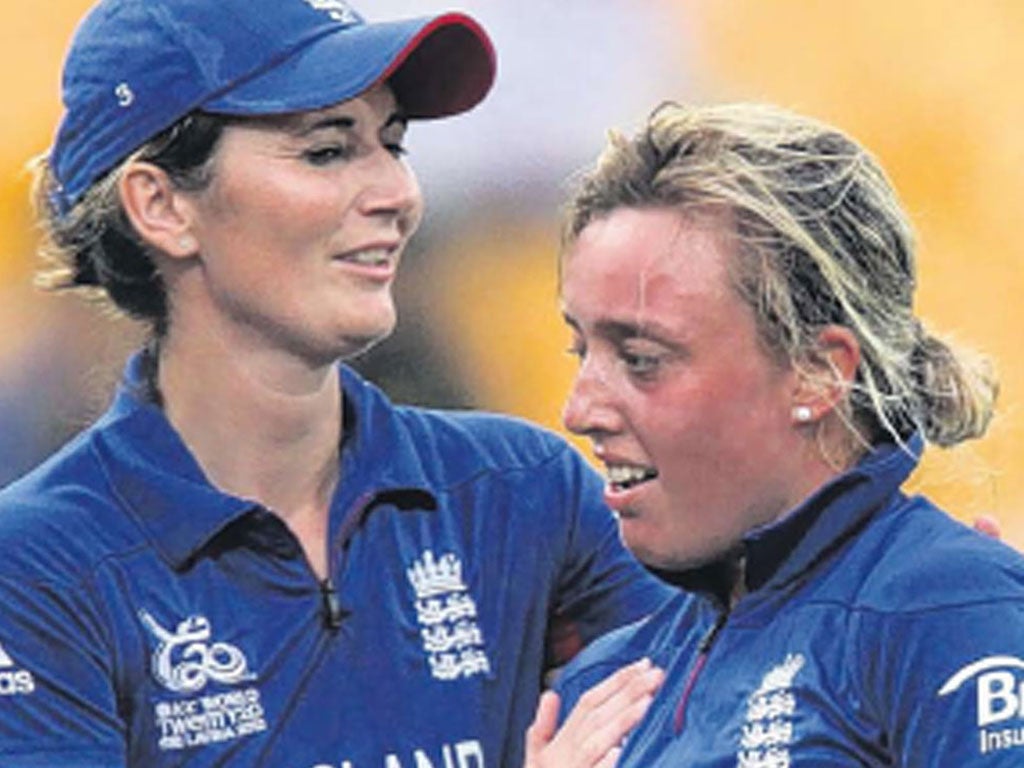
[49,0,496,215]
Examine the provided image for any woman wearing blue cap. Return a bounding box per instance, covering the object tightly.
[0,1,669,765]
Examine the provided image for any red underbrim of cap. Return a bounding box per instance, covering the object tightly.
[384,14,496,119]
[203,12,496,120]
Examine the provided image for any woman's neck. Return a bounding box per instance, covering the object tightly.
[154,333,343,577]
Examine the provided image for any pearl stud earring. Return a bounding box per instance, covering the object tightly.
[178,235,196,252]
[793,405,813,423]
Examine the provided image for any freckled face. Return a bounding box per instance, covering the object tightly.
[560,207,807,570]
[181,84,423,365]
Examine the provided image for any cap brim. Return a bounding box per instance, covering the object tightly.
[203,13,495,119]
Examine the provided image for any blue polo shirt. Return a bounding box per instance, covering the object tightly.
[0,354,669,767]
[556,437,1024,766]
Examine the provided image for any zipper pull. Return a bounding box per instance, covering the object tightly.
[698,611,727,652]
[320,578,345,630]
[674,611,728,734]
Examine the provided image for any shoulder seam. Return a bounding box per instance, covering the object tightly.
[439,439,575,495]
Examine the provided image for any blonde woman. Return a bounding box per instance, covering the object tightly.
[527,102,1019,767]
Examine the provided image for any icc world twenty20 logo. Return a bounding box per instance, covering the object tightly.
[139,610,256,694]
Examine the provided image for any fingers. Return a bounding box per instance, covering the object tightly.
[973,514,1002,539]
[568,662,661,765]
[524,658,663,768]
[571,657,662,716]
[596,746,622,768]
[524,690,561,765]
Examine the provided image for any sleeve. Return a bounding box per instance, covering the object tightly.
[544,447,672,667]
[0,573,126,767]
[860,596,1024,766]
[551,632,643,727]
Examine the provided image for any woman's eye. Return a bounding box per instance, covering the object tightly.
[564,338,586,361]
[381,122,409,157]
[565,345,584,362]
[621,350,662,378]
[303,145,352,165]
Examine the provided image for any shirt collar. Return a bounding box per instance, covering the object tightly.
[94,352,436,569]
[650,434,923,603]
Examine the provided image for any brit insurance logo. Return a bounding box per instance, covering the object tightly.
[939,655,1024,756]
[407,550,490,681]
[737,653,805,768]
[139,609,267,752]
[0,642,35,696]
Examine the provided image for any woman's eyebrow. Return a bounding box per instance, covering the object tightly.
[292,116,356,136]
[291,111,407,137]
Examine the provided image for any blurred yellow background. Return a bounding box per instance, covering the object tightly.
[427,1,1024,545]
[2,1,1021,546]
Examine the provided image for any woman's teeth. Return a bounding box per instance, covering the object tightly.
[344,248,391,266]
[606,464,658,490]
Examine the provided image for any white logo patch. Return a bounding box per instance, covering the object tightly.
[301,0,360,24]
[140,610,255,694]
[939,655,1024,755]
[407,551,490,680]
[0,641,35,696]
[737,653,805,768]
[139,610,267,752]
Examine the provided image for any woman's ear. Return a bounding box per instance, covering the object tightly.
[790,325,861,425]
[118,161,198,259]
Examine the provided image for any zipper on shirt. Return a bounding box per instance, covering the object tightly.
[673,610,727,734]
[316,491,377,632]
[252,504,348,631]
[320,577,345,630]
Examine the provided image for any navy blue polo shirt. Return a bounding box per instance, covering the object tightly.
[556,437,1024,766]
[0,354,669,767]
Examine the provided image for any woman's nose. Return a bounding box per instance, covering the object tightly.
[357,150,423,234]
[562,360,622,438]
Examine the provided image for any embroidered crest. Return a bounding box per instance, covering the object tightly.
[407,550,490,680]
[737,653,805,768]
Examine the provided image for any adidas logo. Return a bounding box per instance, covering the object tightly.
[0,642,35,696]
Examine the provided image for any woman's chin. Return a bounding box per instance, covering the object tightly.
[330,310,397,359]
